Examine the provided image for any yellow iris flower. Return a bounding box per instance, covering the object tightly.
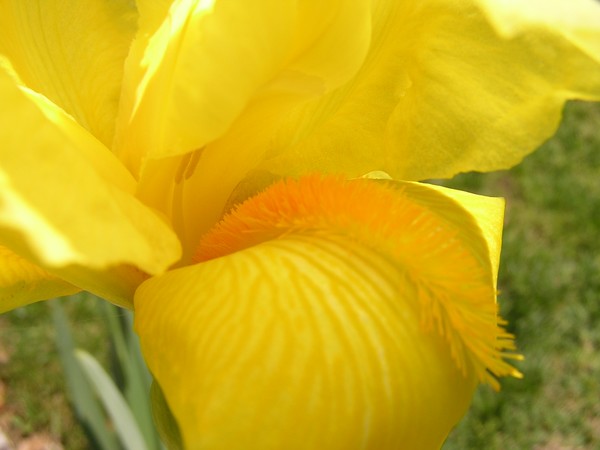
[1,1,599,449]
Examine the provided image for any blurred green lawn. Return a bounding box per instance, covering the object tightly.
[444,101,600,449]
[0,295,110,448]
[0,102,599,449]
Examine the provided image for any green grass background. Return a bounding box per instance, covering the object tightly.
[0,102,599,449]
[444,101,600,449]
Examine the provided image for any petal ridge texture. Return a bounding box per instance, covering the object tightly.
[196,176,520,386]
[0,0,136,145]
[135,176,520,449]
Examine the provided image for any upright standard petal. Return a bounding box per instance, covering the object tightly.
[133,0,600,257]
[0,67,181,306]
[251,0,600,180]
[0,0,136,146]
[126,0,371,258]
[115,0,370,173]
[0,245,79,313]
[135,177,520,449]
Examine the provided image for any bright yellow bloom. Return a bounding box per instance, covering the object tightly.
[1,1,599,449]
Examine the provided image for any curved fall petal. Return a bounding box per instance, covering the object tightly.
[135,176,519,449]
[196,176,520,384]
[0,244,79,313]
[0,66,181,306]
[0,0,136,146]
[115,0,370,173]
[136,238,477,450]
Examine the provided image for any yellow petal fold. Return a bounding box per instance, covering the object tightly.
[0,244,79,313]
[135,176,519,449]
[401,181,505,286]
[360,172,505,284]
[0,67,181,306]
[115,0,370,173]
[255,0,600,180]
[476,0,600,64]
[0,0,136,146]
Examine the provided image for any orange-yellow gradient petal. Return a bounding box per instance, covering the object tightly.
[0,0,136,146]
[400,181,505,285]
[0,66,181,306]
[135,177,520,449]
[0,245,79,313]
[197,176,520,386]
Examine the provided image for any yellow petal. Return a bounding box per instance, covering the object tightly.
[137,0,600,249]
[0,244,79,313]
[136,238,477,450]
[253,0,600,180]
[115,0,370,173]
[476,0,600,64]
[0,0,136,146]
[400,181,505,286]
[360,172,505,280]
[135,176,519,449]
[0,66,181,306]
[196,176,520,383]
